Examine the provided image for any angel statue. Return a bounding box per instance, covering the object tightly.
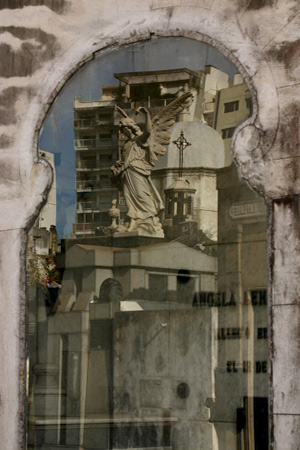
[111,92,193,235]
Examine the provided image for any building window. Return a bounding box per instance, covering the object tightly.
[222,127,236,139]
[224,100,239,113]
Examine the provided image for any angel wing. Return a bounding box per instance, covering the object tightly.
[148,92,193,162]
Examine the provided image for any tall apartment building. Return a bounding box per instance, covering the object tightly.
[73,99,119,237]
[73,68,205,237]
[202,65,229,127]
[213,73,252,165]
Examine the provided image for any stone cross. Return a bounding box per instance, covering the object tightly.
[172,130,191,178]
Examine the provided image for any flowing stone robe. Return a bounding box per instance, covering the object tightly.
[121,139,164,221]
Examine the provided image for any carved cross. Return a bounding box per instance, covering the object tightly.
[172,130,191,178]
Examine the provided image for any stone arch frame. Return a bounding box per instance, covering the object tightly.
[30,25,279,200]
[1,6,298,449]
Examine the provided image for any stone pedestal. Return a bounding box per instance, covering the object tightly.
[112,232,166,248]
[114,229,164,239]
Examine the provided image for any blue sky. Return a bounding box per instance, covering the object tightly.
[39,37,238,238]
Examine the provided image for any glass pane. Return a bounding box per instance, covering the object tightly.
[27,37,267,450]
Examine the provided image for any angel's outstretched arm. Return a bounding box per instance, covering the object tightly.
[136,107,152,142]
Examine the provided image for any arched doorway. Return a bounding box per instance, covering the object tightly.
[26,36,269,450]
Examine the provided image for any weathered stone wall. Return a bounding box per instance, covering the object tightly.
[0,1,299,448]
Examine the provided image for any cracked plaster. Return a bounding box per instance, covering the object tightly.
[0,1,300,448]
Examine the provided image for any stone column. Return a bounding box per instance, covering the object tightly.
[0,230,26,450]
[270,197,300,449]
[0,157,52,450]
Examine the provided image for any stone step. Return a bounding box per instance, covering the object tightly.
[39,445,173,450]
[114,448,173,450]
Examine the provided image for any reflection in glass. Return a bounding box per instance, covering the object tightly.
[27,38,267,450]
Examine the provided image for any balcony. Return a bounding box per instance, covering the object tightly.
[74,222,102,234]
[76,180,113,192]
[76,160,112,171]
[76,160,101,170]
[74,118,96,128]
[74,118,112,128]
[76,202,113,213]
[76,201,98,212]
[116,98,175,109]
[96,118,112,125]
[76,180,100,191]
[203,101,215,113]
[74,138,114,149]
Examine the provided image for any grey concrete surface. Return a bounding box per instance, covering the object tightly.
[0,0,300,448]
